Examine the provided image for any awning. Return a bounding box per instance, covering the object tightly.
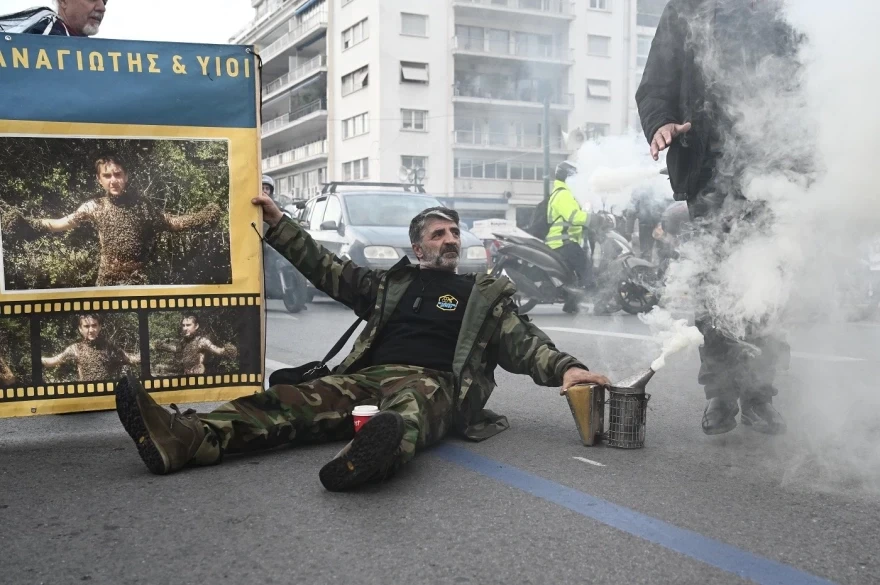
[294,0,321,17]
[587,80,611,99]
[401,63,429,83]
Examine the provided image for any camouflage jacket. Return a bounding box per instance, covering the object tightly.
[265,217,588,441]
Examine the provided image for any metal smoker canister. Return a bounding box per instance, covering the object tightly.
[565,368,655,449]
[564,384,605,446]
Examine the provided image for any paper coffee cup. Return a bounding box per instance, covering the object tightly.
[352,405,379,433]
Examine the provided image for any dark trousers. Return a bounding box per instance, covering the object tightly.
[556,241,590,287]
[687,192,791,403]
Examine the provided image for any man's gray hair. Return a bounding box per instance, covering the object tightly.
[408,206,460,245]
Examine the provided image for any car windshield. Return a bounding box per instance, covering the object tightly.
[344,194,444,227]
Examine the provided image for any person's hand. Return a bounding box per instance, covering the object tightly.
[252,194,283,227]
[560,367,611,395]
[650,122,692,161]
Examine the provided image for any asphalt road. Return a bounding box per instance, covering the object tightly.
[2,298,879,585]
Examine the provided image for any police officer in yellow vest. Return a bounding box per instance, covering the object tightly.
[545,161,594,313]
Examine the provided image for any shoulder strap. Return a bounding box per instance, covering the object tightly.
[319,317,363,366]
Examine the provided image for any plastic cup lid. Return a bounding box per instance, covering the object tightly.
[352,405,379,416]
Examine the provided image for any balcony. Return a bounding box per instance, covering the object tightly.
[260,8,328,64]
[453,83,574,110]
[263,138,328,173]
[453,0,573,18]
[263,54,327,100]
[453,131,565,151]
[452,36,573,65]
[262,98,327,134]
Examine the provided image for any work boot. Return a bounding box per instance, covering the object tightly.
[115,374,206,475]
[701,397,739,435]
[319,411,404,492]
[740,399,787,435]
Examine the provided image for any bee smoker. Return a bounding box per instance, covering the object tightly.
[564,368,655,449]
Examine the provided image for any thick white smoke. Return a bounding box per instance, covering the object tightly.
[567,132,670,215]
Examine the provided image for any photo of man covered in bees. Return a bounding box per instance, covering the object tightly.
[41,313,141,384]
[0,137,232,291]
[149,310,241,377]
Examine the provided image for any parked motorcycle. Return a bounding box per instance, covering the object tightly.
[490,212,659,315]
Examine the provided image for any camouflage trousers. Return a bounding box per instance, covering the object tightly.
[190,365,456,469]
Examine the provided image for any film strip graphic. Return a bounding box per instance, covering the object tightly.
[0,293,263,403]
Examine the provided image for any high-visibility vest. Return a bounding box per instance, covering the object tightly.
[544,180,589,249]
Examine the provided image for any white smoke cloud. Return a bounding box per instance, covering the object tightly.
[567,132,671,214]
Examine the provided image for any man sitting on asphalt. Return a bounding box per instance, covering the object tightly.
[114,194,610,492]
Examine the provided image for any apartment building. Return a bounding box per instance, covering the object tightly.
[232,0,668,226]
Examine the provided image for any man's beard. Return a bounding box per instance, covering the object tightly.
[82,13,103,36]
[421,244,460,271]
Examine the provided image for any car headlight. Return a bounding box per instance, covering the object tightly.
[363,246,400,260]
[466,246,486,260]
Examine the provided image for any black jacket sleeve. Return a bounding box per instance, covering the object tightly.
[635,0,686,144]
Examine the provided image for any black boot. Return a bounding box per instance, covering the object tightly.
[701,397,739,435]
[319,411,405,492]
[740,398,786,435]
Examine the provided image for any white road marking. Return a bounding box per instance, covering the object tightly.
[543,327,654,342]
[573,456,606,467]
[541,326,866,363]
[789,351,864,363]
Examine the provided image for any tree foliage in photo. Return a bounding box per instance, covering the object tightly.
[0,317,32,386]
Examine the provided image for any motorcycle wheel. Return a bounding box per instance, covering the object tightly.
[619,265,659,315]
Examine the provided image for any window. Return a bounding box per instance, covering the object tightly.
[342,112,369,139]
[587,79,611,100]
[401,109,428,131]
[637,0,666,27]
[456,25,484,51]
[342,18,368,51]
[343,158,369,181]
[323,196,342,226]
[588,35,611,57]
[637,34,652,66]
[401,156,427,171]
[400,61,429,84]
[508,163,522,180]
[584,123,610,140]
[342,65,369,96]
[590,0,609,10]
[401,13,428,37]
[308,197,328,230]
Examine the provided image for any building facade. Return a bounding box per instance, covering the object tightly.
[232,0,668,227]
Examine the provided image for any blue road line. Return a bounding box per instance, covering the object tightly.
[434,444,837,585]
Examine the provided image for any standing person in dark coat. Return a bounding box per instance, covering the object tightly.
[636,0,801,436]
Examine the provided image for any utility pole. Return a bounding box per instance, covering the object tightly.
[542,83,552,200]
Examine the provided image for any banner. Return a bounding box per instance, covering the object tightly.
[0,34,264,417]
